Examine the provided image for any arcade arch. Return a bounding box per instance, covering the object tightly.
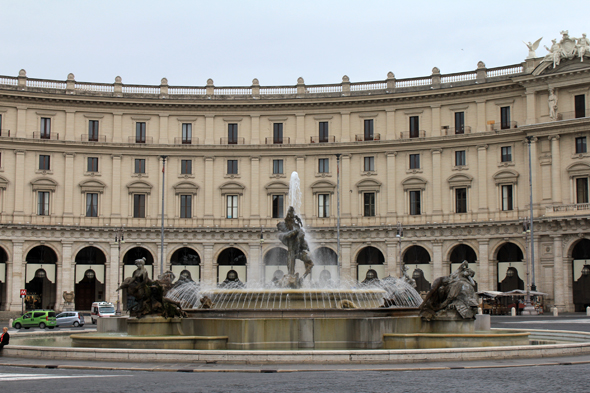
[403,245,432,293]
[496,242,524,292]
[572,239,590,311]
[0,247,7,310]
[448,244,478,288]
[263,247,288,283]
[170,247,201,282]
[25,245,58,310]
[122,247,154,310]
[356,246,385,283]
[217,247,247,284]
[74,246,107,310]
[311,247,338,283]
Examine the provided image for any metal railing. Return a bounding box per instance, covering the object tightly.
[0,129,10,137]
[174,137,198,145]
[128,136,153,144]
[82,134,107,142]
[547,203,590,213]
[556,111,589,121]
[310,135,336,143]
[220,137,245,145]
[355,133,381,142]
[492,121,518,131]
[265,137,290,144]
[33,132,59,140]
[400,130,426,139]
[444,126,472,135]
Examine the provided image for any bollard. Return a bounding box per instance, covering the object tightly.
[511,307,516,316]
[8,318,13,327]
[587,306,590,316]
[553,307,559,317]
[478,307,483,315]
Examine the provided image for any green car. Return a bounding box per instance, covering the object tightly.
[13,310,57,329]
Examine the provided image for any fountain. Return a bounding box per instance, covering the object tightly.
[69,172,529,352]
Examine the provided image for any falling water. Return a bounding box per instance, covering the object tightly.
[288,171,302,215]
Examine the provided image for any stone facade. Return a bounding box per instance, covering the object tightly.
[1,43,590,312]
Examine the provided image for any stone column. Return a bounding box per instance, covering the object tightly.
[340,111,350,143]
[432,240,443,279]
[112,112,122,143]
[553,235,565,309]
[550,136,562,204]
[202,243,215,285]
[107,242,118,306]
[431,149,442,217]
[59,241,74,311]
[9,241,24,311]
[477,145,488,217]
[341,155,351,217]
[340,242,351,281]
[250,157,260,219]
[13,151,25,217]
[386,109,396,140]
[63,153,75,224]
[205,115,215,145]
[386,153,397,218]
[478,239,490,291]
[111,155,122,224]
[251,115,260,144]
[248,243,261,283]
[476,99,486,133]
[296,114,305,144]
[525,91,537,125]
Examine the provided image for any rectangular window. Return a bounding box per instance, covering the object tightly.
[575,94,586,118]
[455,150,466,166]
[501,146,512,162]
[409,154,420,169]
[576,137,587,154]
[136,122,146,143]
[318,158,329,173]
[227,160,238,175]
[456,188,467,213]
[455,112,465,134]
[409,190,421,215]
[182,123,192,144]
[39,155,50,170]
[364,192,375,217]
[576,178,589,204]
[40,118,51,139]
[227,195,238,218]
[88,120,99,141]
[501,185,513,211]
[86,193,98,217]
[273,159,283,174]
[134,159,146,174]
[272,195,284,218]
[228,123,238,144]
[501,106,511,129]
[409,116,420,138]
[87,157,98,172]
[273,123,283,144]
[319,122,329,143]
[364,157,375,172]
[318,194,330,218]
[38,191,50,215]
[180,195,192,218]
[181,159,192,175]
[133,194,146,218]
[364,119,374,141]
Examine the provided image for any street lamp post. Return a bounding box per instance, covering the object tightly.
[114,228,125,315]
[524,136,538,315]
[160,155,168,276]
[397,222,404,278]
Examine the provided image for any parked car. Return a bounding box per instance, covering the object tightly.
[90,302,116,324]
[55,311,85,327]
[12,310,57,329]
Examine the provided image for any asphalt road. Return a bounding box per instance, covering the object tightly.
[0,364,588,393]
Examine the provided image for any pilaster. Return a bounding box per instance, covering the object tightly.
[202,243,215,285]
[550,135,562,204]
[9,241,24,311]
[478,239,490,291]
[553,235,565,309]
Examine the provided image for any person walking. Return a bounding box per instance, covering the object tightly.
[0,327,9,350]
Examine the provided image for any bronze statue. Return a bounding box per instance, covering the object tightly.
[276,206,314,288]
[419,261,478,321]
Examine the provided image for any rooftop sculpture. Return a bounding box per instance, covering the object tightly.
[543,30,590,68]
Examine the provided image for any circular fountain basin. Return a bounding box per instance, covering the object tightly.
[200,288,387,309]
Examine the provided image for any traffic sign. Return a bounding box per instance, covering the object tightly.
[20,289,26,298]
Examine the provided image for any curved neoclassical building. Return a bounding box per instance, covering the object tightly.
[1,31,590,312]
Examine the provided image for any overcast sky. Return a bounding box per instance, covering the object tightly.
[2,1,589,87]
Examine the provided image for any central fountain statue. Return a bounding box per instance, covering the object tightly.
[276,206,314,288]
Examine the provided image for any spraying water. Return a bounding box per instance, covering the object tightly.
[288,172,302,215]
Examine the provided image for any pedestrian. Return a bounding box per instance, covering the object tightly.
[0,327,9,350]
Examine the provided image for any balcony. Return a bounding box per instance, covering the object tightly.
[546,203,590,216]
[82,134,107,142]
[399,130,426,139]
[220,137,245,145]
[491,121,518,131]
[174,137,199,145]
[265,137,290,144]
[310,135,335,143]
[33,132,59,140]
[556,111,589,121]
[128,136,153,144]
[355,133,381,142]
[0,129,10,137]
[444,126,472,135]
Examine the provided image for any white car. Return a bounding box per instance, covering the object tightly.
[55,311,85,327]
